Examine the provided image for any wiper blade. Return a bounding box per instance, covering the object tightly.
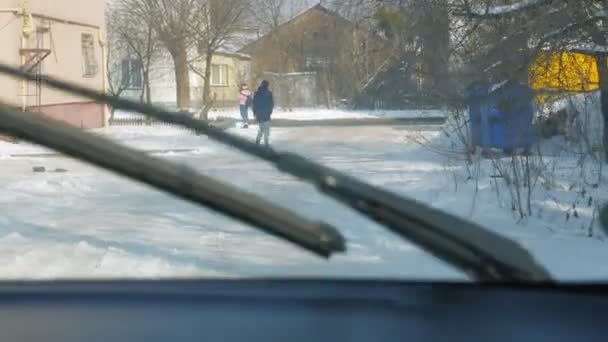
[0,63,552,282]
[0,105,346,258]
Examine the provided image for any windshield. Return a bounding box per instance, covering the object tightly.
[0,0,605,282]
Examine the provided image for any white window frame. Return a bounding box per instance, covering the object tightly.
[210,64,229,86]
[81,33,98,78]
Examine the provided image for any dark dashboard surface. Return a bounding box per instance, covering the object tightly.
[0,279,604,342]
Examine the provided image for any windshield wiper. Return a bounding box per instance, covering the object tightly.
[0,63,552,282]
[0,104,345,258]
[273,154,551,282]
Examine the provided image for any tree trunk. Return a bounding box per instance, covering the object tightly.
[144,25,153,106]
[142,37,153,125]
[144,54,152,105]
[596,53,608,162]
[143,66,152,125]
[139,79,146,104]
[145,77,152,104]
[201,51,213,120]
[171,46,191,111]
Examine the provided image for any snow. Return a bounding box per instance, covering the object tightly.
[262,71,317,77]
[207,108,448,121]
[215,49,251,60]
[566,42,608,54]
[489,80,508,93]
[470,0,544,16]
[484,60,503,72]
[113,108,448,122]
[0,115,607,281]
[538,91,604,148]
[0,232,208,279]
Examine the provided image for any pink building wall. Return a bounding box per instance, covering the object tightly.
[28,102,105,129]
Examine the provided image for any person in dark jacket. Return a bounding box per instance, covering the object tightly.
[252,80,274,147]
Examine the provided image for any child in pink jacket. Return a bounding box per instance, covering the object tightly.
[238,83,252,128]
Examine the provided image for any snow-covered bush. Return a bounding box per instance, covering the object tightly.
[409,103,605,233]
[536,92,604,154]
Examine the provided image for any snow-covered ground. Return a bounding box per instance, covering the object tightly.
[114,108,448,121]
[208,108,448,121]
[0,122,607,281]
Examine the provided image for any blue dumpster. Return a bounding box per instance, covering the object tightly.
[467,80,534,151]
[466,84,485,147]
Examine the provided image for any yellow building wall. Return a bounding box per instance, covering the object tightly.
[529,52,604,103]
[193,53,251,107]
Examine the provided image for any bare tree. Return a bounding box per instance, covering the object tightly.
[249,0,287,31]
[107,0,161,106]
[106,4,130,120]
[188,0,249,119]
[125,0,205,111]
[354,0,455,109]
[248,0,313,32]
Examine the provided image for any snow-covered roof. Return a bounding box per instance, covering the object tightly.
[222,31,259,52]
[215,49,251,60]
[531,36,608,54]
[489,80,509,94]
[469,0,545,16]
[262,71,316,77]
[484,60,503,73]
[240,4,356,52]
[216,31,260,59]
[565,42,608,54]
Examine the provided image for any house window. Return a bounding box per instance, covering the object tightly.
[211,64,229,86]
[81,33,98,77]
[121,58,143,89]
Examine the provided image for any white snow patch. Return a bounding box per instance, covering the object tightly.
[471,0,543,15]
[490,80,509,93]
[6,177,94,195]
[112,108,448,123]
[567,42,608,53]
[537,91,604,148]
[0,233,217,280]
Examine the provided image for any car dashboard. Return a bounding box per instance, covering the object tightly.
[0,279,605,342]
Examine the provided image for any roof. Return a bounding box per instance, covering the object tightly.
[468,80,532,98]
[239,3,355,53]
[215,31,259,60]
[214,50,251,60]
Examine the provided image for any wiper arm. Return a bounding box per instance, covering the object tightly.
[0,104,346,258]
[0,63,552,282]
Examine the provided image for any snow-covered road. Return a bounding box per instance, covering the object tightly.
[0,124,607,281]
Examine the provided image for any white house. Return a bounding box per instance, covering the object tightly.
[111,32,255,112]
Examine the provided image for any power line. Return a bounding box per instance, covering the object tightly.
[0,16,17,33]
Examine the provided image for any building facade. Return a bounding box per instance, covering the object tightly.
[240,4,388,108]
[113,44,252,111]
[0,0,108,128]
[191,51,251,108]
